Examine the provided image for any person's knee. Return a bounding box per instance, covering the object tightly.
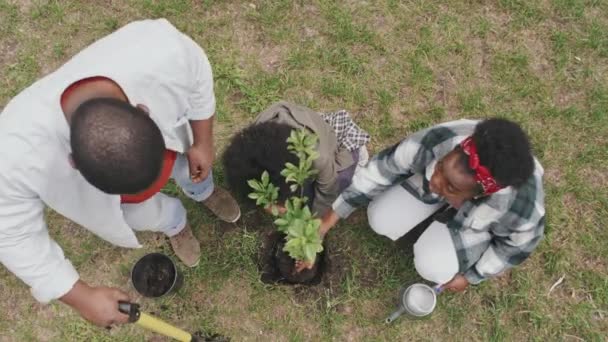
[367,202,400,240]
[414,244,446,283]
[156,195,187,231]
[168,198,187,224]
[413,239,458,284]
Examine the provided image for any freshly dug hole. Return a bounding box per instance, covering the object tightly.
[259,231,327,285]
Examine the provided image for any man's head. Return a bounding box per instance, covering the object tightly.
[222,122,297,205]
[70,97,165,194]
[429,118,534,208]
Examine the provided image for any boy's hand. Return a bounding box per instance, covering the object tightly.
[295,259,315,272]
[61,280,131,327]
[440,274,469,292]
[294,210,341,273]
[186,143,214,183]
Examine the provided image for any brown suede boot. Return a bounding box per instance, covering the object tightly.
[169,224,201,267]
[201,186,241,223]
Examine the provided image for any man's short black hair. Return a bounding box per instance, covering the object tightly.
[472,118,534,188]
[222,122,297,203]
[70,97,165,194]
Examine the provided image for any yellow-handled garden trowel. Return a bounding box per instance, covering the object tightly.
[118,301,229,342]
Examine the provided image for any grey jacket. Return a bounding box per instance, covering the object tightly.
[255,101,354,215]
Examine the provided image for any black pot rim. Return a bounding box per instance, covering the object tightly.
[130,252,179,298]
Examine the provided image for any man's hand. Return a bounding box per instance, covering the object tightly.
[188,118,214,183]
[60,280,131,327]
[441,274,469,292]
[186,143,214,183]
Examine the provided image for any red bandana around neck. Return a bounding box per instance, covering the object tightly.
[460,136,503,195]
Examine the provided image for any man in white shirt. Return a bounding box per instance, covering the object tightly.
[0,19,240,327]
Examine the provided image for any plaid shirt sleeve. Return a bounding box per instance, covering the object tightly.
[459,161,546,284]
[332,120,475,218]
[331,140,414,218]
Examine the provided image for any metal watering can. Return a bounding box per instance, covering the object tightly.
[385,283,441,323]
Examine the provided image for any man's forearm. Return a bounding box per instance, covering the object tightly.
[190,116,214,150]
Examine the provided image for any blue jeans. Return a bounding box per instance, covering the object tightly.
[171,153,215,202]
[121,153,214,237]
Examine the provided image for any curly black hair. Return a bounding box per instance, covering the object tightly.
[222,122,298,203]
[471,118,534,188]
[70,97,165,194]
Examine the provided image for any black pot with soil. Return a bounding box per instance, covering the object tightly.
[260,231,328,285]
[131,253,183,297]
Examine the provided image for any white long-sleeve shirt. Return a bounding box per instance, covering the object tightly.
[0,19,215,303]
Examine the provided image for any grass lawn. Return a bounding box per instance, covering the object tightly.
[1,0,607,341]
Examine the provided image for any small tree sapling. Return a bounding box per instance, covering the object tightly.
[248,129,323,265]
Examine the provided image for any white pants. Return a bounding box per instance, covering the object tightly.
[367,184,459,284]
[121,153,214,237]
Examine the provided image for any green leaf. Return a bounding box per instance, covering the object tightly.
[261,170,269,186]
[247,179,262,191]
[290,219,305,237]
[286,198,294,212]
[255,197,265,206]
[271,205,279,216]
[284,237,305,260]
[284,162,298,170]
[302,206,312,219]
[274,218,288,226]
[307,151,320,162]
[248,193,260,200]
[304,244,317,263]
[289,129,299,141]
[270,188,279,202]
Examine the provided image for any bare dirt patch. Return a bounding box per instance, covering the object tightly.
[545,166,565,186]
[261,46,283,72]
[520,29,552,76]
[579,167,608,189]
[0,39,19,68]
[8,0,33,12]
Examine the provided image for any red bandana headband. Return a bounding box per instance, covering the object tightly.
[460,136,503,195]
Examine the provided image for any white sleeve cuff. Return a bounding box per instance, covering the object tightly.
[31,260,79,304]
[332,196,357,219]
[186,94,216,121]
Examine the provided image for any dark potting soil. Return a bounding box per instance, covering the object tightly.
[132,260,176,297]
[259,231,327,285]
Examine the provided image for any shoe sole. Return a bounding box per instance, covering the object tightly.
[203,202,241,223]
[185,258,200,268]
[223,209,241,223]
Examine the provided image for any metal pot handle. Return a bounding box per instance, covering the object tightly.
[385,306,405,324]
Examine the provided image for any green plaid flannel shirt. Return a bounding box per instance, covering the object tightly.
[332,120,545,284]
